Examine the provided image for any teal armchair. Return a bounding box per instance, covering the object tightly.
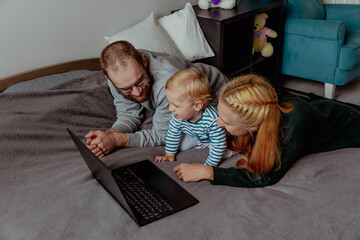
[280,0,360,99]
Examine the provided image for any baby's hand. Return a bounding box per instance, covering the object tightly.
[155,153,175,162]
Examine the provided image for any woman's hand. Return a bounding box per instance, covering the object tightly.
[173,163,214,182]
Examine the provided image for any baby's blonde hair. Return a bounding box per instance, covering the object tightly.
[166,67,212,107]
[220,74,293,175]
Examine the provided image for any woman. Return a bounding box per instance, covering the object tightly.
[173,74,360,187]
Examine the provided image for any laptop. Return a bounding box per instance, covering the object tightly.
[67,128,199,226]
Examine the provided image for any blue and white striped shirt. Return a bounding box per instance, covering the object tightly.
[165,105,227,166]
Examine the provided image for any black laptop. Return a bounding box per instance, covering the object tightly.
[67,128,199,226]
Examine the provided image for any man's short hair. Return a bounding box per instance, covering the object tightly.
[100,41,143,73]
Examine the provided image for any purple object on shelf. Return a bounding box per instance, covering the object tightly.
[211,0,221,5]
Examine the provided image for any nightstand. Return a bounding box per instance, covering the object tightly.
[193,0,284,82]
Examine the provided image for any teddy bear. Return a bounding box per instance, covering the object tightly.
[198,0,238,10]
[253,13,277,57]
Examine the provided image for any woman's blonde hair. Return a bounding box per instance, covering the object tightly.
[220,74,293,175]
[166,67,212,107]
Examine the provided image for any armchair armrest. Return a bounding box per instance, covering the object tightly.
[284,18,345,43]
[325,4,360,29]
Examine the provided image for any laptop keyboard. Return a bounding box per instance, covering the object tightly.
[114,168,173,220]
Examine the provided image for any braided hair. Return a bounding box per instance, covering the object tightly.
[220,74,293,175]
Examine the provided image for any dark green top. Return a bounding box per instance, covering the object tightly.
[212,94,360,187]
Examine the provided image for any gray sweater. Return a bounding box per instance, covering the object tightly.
[107,51,180,148]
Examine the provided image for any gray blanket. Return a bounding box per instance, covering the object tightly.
[1,56,359,240]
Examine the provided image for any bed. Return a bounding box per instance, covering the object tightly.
[1,49,360,240]
[2,1,360,238]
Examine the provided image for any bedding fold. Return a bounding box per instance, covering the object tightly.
[1,54,359,240]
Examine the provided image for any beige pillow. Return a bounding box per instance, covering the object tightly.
[158,2,214,61]
[104,13,184,58]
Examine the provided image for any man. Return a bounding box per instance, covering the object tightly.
[86,41,180,157]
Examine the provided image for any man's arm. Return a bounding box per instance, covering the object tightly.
[127,87,172,147]
[88,75,172,153]
[85,80,144,157]
[109,79,145,133]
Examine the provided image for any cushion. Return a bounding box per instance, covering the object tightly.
[158,2,215,62]
[104,13,184,58]
[339,29,360,70]
[284,0,325,19]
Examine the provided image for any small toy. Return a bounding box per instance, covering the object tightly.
[253,13,277,57]
[198,0,238,10]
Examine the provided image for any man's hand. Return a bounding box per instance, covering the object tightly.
[155,152,176,163]
[85,128,128,157]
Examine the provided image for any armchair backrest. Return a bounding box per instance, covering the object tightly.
[284,0,325,19]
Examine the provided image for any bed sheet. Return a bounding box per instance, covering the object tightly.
[1,52,359,240]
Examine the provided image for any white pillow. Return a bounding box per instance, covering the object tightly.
[158,2,215,62]
[104,13,184,58]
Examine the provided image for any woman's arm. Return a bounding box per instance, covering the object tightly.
[173,163,214,182]
[173,162,289,187]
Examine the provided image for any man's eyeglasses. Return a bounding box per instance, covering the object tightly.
[105,72,150,96]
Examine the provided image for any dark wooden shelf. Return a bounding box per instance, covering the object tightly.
[193,0,284,83]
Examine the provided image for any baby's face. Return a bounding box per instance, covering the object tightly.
[166,88,199,122]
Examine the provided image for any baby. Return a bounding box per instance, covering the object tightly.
[155,67,227,167]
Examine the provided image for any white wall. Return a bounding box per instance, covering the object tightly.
[0,0,197,78]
